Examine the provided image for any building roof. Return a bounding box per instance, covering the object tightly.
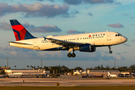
[87,70,119,72]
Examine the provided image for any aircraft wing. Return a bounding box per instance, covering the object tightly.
[46,38,89,47]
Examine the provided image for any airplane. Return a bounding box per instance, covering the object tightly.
[107,72,117,78]
[9,19,127,58]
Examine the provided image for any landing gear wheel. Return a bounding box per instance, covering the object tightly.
[67,53,72,57]
[109,50,112,54]
[72,53,76,57]
[67,48,76,58]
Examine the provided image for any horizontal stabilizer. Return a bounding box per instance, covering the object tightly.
[9,41,33,45]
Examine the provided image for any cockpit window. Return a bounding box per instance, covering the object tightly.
[118,34,122,36]
[115,33,122,37]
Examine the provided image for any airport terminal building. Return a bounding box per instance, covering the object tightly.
[5,69,50,78]
[2,68,132,78]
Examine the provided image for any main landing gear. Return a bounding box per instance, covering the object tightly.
[67,48,76,58]
[108,46,112,54]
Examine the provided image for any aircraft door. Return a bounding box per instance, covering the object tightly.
[107,32,111,41]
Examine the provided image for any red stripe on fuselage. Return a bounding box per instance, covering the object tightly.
[12,25,26,40]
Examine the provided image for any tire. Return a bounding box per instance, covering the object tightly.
[67,53,72,57]
[72,53,76,57]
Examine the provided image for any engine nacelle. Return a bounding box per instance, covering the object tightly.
[79,44,96,52]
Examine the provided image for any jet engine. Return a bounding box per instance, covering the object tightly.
[79,44,96,52]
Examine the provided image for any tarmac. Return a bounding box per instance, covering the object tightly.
[0,78,135,86]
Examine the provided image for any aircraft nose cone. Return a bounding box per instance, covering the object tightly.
[123,36,128,43]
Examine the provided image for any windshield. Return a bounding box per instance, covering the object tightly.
[115,33,122,37]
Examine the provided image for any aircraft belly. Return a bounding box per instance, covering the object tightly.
[39,43,60,50]
[103,41,117,45]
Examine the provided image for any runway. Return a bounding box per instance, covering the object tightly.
[0,78,135,86]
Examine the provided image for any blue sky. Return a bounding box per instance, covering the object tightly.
[0,0,135,69]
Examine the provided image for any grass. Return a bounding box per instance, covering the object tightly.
[0,86,135,90]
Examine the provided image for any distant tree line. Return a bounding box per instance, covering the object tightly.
[28,64,135,74]
[1,64,135,74]
[86,65,135,72]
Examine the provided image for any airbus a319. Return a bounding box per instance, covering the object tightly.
[9,19,127,58]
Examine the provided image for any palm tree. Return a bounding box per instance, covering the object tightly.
[27,65,29,69]
[14,65,16,69]
[49,66,56,74]
[37,66,39,69]
[33,66,36,69]
[105,65,110,70]
[30,65,33,69]
[44,66,49,70]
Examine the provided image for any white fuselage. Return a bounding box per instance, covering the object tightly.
[9,31,127,51]
[109,74,117,78]
[108,72,117,78]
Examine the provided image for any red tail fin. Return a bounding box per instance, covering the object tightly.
[10,19,35,41]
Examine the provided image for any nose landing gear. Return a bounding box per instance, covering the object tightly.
[108,46,113,54]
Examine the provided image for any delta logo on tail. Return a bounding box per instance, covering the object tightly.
[10,20,35,41]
